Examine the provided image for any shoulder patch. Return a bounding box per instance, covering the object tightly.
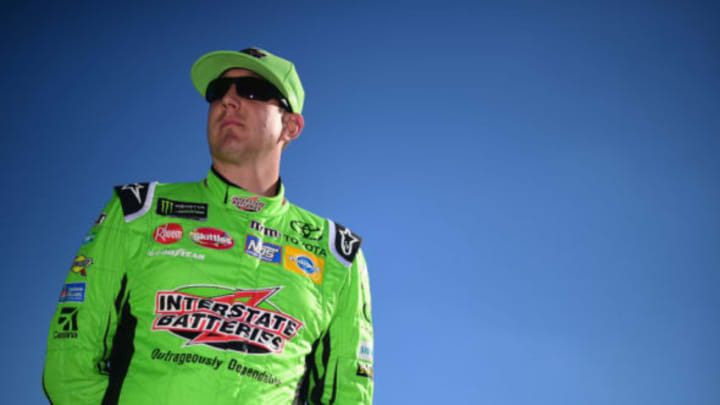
[114,182,158,223]
[328,220,362,267]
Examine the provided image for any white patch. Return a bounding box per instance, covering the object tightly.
[358,340,373,363]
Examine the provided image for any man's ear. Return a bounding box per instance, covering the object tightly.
[281,112,304,143]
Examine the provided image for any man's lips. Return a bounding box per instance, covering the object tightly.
[220,118,244,128]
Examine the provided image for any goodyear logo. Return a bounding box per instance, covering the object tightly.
[283,245,325,284]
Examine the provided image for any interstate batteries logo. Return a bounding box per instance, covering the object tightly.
[153,285,302,354]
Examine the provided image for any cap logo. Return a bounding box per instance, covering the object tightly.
[240,48,267,59]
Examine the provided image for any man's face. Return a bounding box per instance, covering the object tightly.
[206,68,286,165]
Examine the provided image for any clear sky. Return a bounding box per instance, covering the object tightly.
[2,1,719,403]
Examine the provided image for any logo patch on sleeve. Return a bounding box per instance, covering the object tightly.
[94,213,106,226]
[356,363,374,379]
[329,220,362,267]
[54,307,79,339]
[115,182,157,222]
[358,340,374,362]
[82,232,96,245]
[59,283,86,303]
[71,255,93,276]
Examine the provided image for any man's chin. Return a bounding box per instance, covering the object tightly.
[210,144,255,165]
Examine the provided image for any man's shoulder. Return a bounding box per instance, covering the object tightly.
[286,202,363,268]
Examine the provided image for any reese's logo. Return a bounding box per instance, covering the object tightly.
[152,286,302,354]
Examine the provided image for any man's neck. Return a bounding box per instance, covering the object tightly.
[211,160,280,197]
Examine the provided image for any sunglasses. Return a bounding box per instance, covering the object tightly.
[205,77,291,111]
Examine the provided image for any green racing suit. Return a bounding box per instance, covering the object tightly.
[43,169,374,404]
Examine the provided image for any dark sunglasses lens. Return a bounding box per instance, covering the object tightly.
[205,78,232,103]
[235,78,275,101]
[205,77,290,110]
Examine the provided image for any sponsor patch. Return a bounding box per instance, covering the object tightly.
[94,213,106,226]
[82,233,96,245]
[231,196,265,213]
[153,223,183,244]
[283,245,325,284]
[120,183,147,204]
[157,198,208,221]
[244,235,282,264]
[59,283,86,303]
[148,248,205,260]
[54,307,78,339]
[330,221,362,267]
[71,255,93,276]
[115,182,157,222]
[358,340,374,362]
[152,285,302,354]
[190,228,234,250]
[290,220,323,240]
[250,220,281,239]
[357,363,374,379]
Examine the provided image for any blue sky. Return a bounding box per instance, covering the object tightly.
[2,1,719,403]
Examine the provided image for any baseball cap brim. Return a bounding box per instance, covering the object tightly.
[191,50,302,113]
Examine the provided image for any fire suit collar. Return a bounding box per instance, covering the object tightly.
[204,168,289,217]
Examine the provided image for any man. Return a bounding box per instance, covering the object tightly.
[43,47,374,404]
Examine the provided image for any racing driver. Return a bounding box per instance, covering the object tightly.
[43,47,374,404]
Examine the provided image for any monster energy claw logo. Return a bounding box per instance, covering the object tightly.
[159,199,174,214]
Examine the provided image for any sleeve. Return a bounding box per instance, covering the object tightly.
[43,194,131,404]
[305,249,374,404]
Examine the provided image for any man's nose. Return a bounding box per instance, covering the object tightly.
[221,84,243,109]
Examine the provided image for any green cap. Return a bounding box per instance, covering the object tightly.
[191,47,305,114]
